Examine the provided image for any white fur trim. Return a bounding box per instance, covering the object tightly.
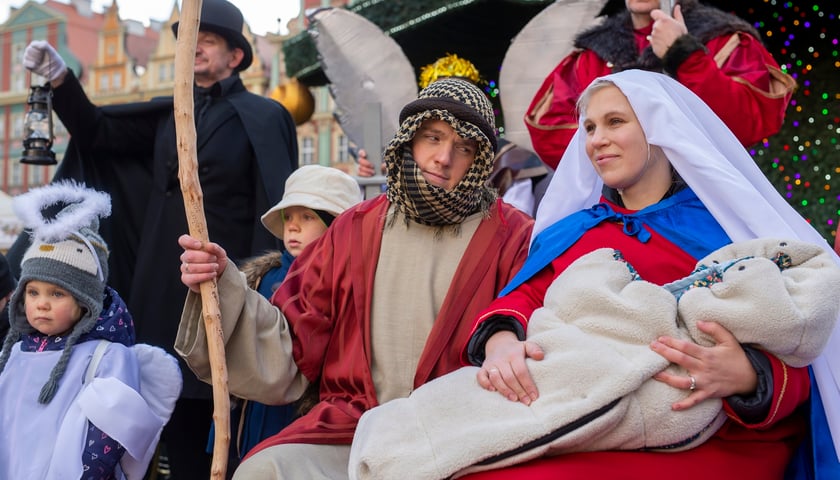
[13,180,111,243]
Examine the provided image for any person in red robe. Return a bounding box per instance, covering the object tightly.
[175,78,533,478]
[526,0,795,168]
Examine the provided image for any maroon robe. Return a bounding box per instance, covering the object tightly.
[245,195,533,456]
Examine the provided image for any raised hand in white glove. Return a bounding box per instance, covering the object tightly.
[22,40,67,83]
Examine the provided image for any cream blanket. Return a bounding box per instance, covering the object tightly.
[348,238,840,480]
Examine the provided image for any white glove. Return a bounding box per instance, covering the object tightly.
[22,40,67,83]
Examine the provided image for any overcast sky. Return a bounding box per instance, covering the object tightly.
[0,0,302,35]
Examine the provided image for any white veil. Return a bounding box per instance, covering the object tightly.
[533,69,840,457]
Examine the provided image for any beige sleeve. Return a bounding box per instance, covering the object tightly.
[175,265,309,405]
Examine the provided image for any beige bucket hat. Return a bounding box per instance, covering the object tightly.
[261,165,362,239]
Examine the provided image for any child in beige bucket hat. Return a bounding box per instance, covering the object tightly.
[260,165,364,251]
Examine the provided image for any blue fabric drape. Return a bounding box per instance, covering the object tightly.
[500,188,730,297]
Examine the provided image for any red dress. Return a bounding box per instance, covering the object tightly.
[245,196,533,457]
[526,23,793,168]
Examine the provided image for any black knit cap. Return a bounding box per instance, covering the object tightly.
[399,78,498,153]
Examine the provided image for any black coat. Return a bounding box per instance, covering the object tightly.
[8,71,298,398]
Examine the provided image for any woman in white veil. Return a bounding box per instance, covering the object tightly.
[462,69,839,479]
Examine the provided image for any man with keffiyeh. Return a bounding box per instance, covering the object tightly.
[174,77,534,478]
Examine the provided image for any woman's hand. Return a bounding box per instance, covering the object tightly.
[651,320,758,411]
[476,330,544,405]
[178,234,229,293]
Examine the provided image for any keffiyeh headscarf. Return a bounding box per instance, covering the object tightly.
[384,78,498,233]
[535,69,840,454]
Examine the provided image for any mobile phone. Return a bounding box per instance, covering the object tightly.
[660,0,673,14]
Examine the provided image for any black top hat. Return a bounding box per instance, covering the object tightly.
[171,0,253,72]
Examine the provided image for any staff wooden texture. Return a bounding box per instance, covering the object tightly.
[173,1,230,478]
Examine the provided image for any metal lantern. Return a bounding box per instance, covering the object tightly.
[21,83,56,165]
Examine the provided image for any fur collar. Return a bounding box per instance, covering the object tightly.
[239,251,284,290]
[575,2,760,72]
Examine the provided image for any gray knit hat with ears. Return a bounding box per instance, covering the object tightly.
[0,180,111,404]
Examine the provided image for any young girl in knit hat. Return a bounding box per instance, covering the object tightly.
[207,164,362,466]
[0,181,180,479]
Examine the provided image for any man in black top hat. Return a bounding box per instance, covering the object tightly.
[172,0,255,75]
[17,0,298,477]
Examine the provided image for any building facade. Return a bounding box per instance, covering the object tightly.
[285,0,356,174]
[0,0,355,197]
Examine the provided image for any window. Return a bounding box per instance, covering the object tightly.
[337,134,349,163]
[10,71,26,94]
[11,43,24,63]
[301,137,314,165]
[99,74,110,91]
[11,112,24,139]
[28,164,41,186]
[113,72,122,90]
[10,43,28,93]
[10,161,21,188]
[158,63,174,83]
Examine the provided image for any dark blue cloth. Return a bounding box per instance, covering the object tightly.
[256,250,295,300]
[240,251,298,457]
[785,367,840,479]
[239,398,298,457]
[500,188,730,297]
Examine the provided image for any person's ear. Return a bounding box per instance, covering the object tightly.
[229,48,245,70]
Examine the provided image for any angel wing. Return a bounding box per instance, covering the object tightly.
[308,7,418,156]
[499,0,608,153]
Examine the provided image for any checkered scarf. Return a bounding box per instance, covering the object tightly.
[385,110,497,233]
[384,78,498,233]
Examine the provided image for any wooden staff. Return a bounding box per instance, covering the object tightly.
[173,1,230,478]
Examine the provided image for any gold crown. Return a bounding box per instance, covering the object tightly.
[418,53,482,89]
